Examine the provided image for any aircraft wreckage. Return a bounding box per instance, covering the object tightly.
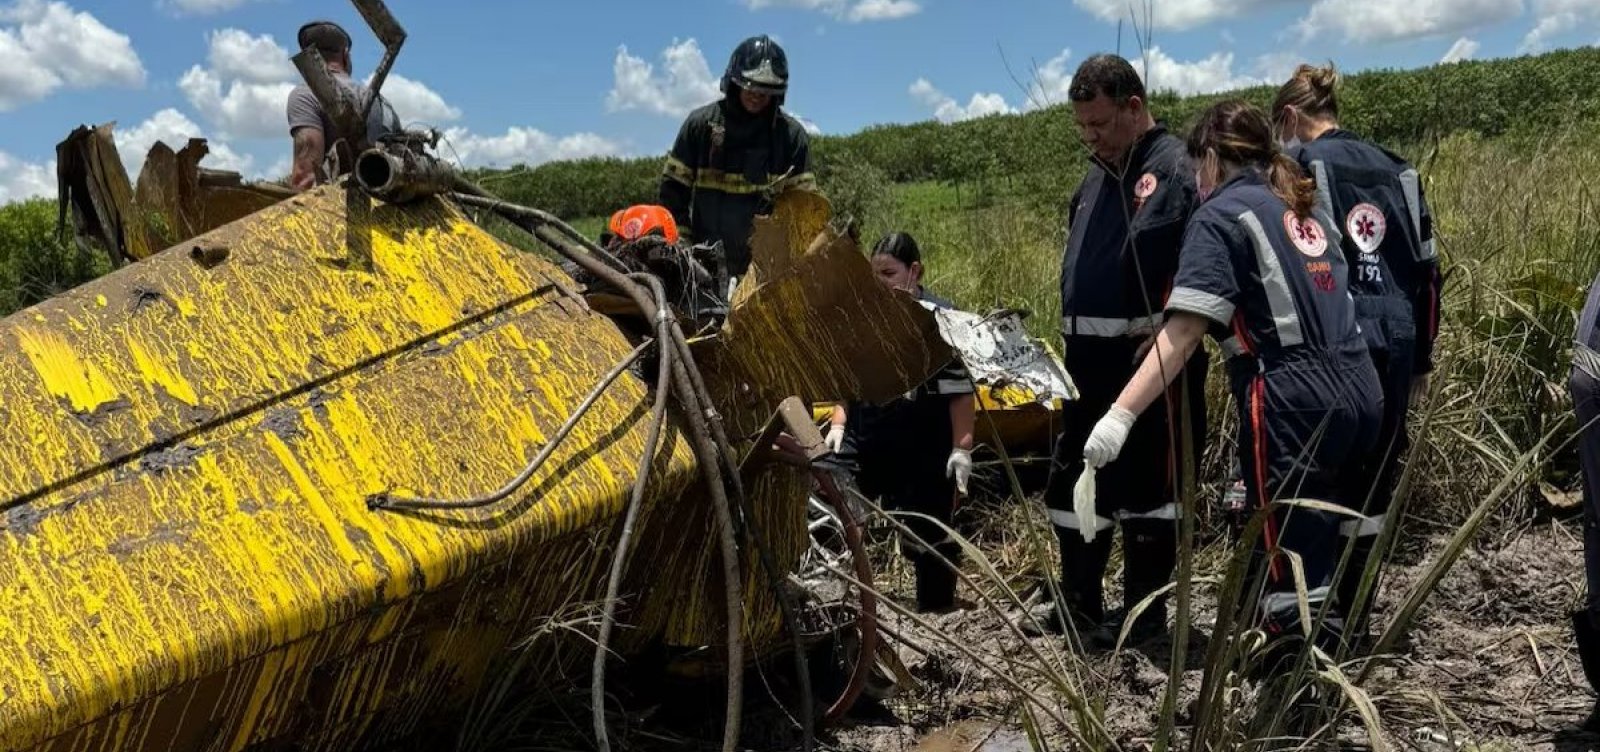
[0,3,1072,749]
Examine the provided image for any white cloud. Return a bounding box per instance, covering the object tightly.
[114,108,254,178]
[1296,0,1524,43]
[206,27,294,83]
[0,0,145,111]
[1252,52,1304,85]
[847,0,921,21]
[909,78,1016,123]
[441,126,624,169]
[0,151,55,203]
[181,28,460,138]
[743,0,922,22]
[1022,48,1074,110]
[1441,36,1481,62]
[1072,0,1291,31]
[606,39,721,118]
[160,0,262,15]
[179,64,296,140]
[1520,0,1599,52]
[373,74,462,125]
[1140,46,1269,95]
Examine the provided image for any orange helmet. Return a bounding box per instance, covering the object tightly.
[607,205,679,245]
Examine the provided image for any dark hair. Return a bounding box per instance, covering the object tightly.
[1272,63,1340,122]
[1187,99,1317,219]
[298,21,352,57]
[1068,54,1146,104]
[871,232,921,266]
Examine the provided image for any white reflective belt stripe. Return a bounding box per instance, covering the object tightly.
[1118,503,1179,521]
[1261,586,1332,615]
[1048,505,1176,527]
[1238,211,1305,348]
[1061,314,1164,338]
[1048,508,1114,532]
[1338,513,1386,538]
[1398,168,1436,261]
[1578,343,1600,381]
[1220,336,1246,357]
[936,379,975,394]
[1310,160,1335,223]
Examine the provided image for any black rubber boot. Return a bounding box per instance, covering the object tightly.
[1571,609,1600,732]
[1119,517,1178,645]
[1334,534,1380,649]
[914,555,958,614]
[1021,524,1115,643]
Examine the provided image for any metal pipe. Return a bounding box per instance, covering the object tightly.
[356,148,457,204]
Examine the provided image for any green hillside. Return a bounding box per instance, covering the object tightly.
[471,46,1600,223]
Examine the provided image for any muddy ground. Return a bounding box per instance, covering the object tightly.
[479,500,1599,752]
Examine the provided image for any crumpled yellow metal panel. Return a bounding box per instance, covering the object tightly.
[0,186,714,750]
[718,190,952,409]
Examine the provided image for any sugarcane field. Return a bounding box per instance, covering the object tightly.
[4,0,1600,750]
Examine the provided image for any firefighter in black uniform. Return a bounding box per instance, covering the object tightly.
[1570,270,1600,731]
[826,233,976,614]
[1271,64,1444,639]
[1028,54,1207,646]
[1084,100,1381,647]
[658,35,815,283]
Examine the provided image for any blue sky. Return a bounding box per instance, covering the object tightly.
[1,0,1596,204]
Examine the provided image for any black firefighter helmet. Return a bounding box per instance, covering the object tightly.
[721,35,789,104]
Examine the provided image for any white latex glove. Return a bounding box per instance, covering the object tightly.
[1073,466,1099,543]
[946,447,973,495]
[1083,404,1137,468]
[824,424,846,453]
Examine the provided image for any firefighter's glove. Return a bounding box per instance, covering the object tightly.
[946,448,973,496]
[1083,404,1137,468]
[824,424,846,454]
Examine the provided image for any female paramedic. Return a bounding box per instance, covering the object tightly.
[1569,271,1600,731]
[1272,65,1443,637]
[824,232,976,614]
[1081,100,1381,644]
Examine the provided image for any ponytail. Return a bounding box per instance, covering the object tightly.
[1272,62,1340,122]
[1190,99,1318,218]
[1268,152,1318,219]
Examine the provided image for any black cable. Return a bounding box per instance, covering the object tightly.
[592,285,675,752]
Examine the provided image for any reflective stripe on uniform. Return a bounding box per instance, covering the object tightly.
[1338,512,1386,538]
[1047,508,1114,532]
[1309,160,1335,222]
[1260,586,1331,617]
[1118,503,1178,521]
[1220,336,1246,358]
[1238,211,1305,349]
[1061,313,1164,338]
[1167,286,1234,326]
[935,378,976,395]
[672,166,819,196]
[1398,168,1436,261]
[1577,343,1600,381]
[663,155,695,186]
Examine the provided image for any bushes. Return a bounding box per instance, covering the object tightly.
[460,47,1600,221]
[0,199,111,317]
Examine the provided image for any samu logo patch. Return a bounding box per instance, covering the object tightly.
[1345,203,1387,254]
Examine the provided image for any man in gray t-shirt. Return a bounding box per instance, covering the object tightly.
[287,20,400,191]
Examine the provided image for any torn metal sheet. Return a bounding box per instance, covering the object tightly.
[56,124,291,267]
[923,305,1078,404]
[718,190,951,406]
